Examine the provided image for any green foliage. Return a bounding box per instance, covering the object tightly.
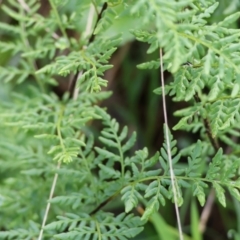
[44,212,143,240]
[1,0,240,239]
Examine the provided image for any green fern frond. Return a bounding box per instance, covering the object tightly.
[207,98,240,137]
[2,1,240,239]
[95,106,137,177]
[44,212,143,240]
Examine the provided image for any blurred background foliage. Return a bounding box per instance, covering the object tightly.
[1,1,240,239]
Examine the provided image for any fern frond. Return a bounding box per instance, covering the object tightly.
[2,1,240,239]
[95,106,137,177]
[44,212,143,240]
[37,35,121,92]
[207,98,240,137]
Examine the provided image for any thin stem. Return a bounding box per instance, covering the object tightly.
[199,188,215,233]
[83,3,96,40]
[38,162,61,240]
[73,71,83,100]
[18,0,30,12]
[88,3,107,44]
[159,48,184,240]
[116,135,124,177]
[38,106,64,240]
[91,0,99,15]
[194,94,219,151]
[95,220,102,240]
[90,191,119,215]
[57,106,65,151]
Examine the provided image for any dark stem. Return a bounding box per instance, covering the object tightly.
[194,93,219,151]
[203,118,219,151]
[89,193,118,215]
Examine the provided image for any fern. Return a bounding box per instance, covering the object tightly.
[45,212,143,240]
[2,0,240,239]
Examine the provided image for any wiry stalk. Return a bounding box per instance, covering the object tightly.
[159,48,184,240]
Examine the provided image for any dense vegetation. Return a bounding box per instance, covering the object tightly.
[1,1,240,239]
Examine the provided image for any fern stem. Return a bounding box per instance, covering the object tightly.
[95,219,102,240]
[38,162,61,240]
[116,136,125,177]
[203,118,219,151]
[194,94,219,151]
[38,107,65,239]
[199,188,215,233]
[88,3,107,43]
[17,0,30,12]
[83,3,96,40]
[91,0,99,15]
[57,105,66,151]
[72,71,83,100]
[159,48,184,240]
[90,191,120,215]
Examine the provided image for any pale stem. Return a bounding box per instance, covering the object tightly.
[159,48,184,240]
[73,4,95,100]
[199,189,215,233]
[37,162,61,240]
